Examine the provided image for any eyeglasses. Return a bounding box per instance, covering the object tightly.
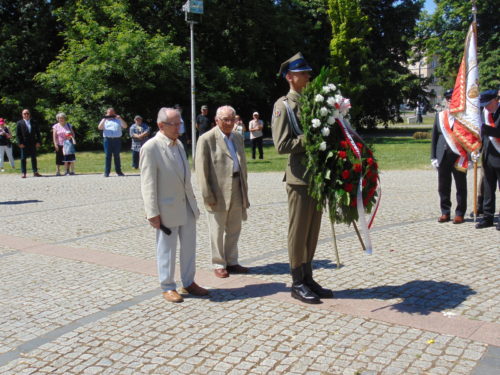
[22,112,30,115]
[218,117,235,123]
[163,121,181,127]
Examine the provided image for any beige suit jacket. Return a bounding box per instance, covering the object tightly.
[195,127,250,219]
[140,132,200,227]
[271,90,309,185]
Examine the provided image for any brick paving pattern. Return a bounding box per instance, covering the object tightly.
[0,170,498,374]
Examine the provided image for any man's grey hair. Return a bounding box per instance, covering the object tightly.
[215,105,236,119]
[56,112,66,120]
[157,107,180,124]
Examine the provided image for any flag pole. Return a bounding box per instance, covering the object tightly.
[471,0,477,23]
[471,0,478,221]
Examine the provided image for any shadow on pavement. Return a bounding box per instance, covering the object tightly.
[0,199,43,205]
[334,280,476,315]
[206,282,288,302]
[249,259,340,276]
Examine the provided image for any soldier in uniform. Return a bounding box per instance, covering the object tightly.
[476,89,500,230]
[430,89,467,224]
[271,52,333,304]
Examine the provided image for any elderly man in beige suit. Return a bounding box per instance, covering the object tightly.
[196,105,250,278]
[140,107,208,303]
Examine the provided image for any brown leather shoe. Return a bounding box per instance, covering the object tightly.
[33,172,42,177]
[438,214,450,223]
[181,282,209,296]
[21,174,26,179]
[162,290,183,303]
[226,264,249,274]
[214,268,229,278]
[453,216,465,224]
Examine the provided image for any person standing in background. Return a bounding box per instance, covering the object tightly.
[129,115,150,169]
[233,115,245,138]
[249,112,264,160]
[0,118,15,172]
[52,112,75,176]
[196,105,212,137]
[16,109,42,178]
[98,107,127,177]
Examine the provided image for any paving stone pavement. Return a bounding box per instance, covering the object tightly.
[0,170,498,374]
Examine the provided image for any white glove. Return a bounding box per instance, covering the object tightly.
[431,159,439,169]
[471,152,480,162]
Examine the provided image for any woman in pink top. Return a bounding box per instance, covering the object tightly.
[52,112,76,175]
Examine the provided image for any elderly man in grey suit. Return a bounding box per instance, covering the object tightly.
[195,105,250,278]
[140,107,208,303]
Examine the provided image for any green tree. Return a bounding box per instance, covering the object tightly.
[0,0,62,122]
[416,0,499,89]
[328,0,425,128]
[35,0,186,146]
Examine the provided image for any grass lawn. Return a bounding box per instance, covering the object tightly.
[3,137,430,176]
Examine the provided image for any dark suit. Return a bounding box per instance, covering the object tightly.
[480,106,500,219]
[16,119,42,174]
[431,112,467,216]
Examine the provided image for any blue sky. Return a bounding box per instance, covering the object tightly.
[424,0,436,13]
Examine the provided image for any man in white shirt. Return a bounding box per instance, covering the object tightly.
[140,107,209,302]
[249,111,264,159]
[195,105,250,278]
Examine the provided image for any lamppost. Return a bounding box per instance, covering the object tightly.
[182,1,203,159]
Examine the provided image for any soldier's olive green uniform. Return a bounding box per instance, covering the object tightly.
[271,90,322,270]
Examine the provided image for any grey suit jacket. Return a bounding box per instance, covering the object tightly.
[195,127,250,219]
[140,132,199,227]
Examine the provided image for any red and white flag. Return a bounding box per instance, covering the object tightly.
[448,22,482,170]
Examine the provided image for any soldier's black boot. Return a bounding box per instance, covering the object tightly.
[290,266,320,304]
[304,262,334,299]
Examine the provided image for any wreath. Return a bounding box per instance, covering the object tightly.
[300,67,380,228]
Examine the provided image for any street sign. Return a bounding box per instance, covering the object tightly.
[183,0,204,15]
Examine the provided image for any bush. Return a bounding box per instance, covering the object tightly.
[413,131,431,140]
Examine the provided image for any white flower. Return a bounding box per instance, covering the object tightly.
[328,83,337,91]
[339,98,351,115]
[335,94,343,104]
[327,116,335,125]
[332,109,340,118]
[321,127,330,137]
[315,94,324,102]
[311,118,321,128]
[319,107,328,117]
[327,96,336,107]
[319,141,327,151]
[322,85,331,93]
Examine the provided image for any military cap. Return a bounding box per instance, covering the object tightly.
[444,89,453,99]
[479,89,498,106]
[201,105,208,110]
[278,52,312,78]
